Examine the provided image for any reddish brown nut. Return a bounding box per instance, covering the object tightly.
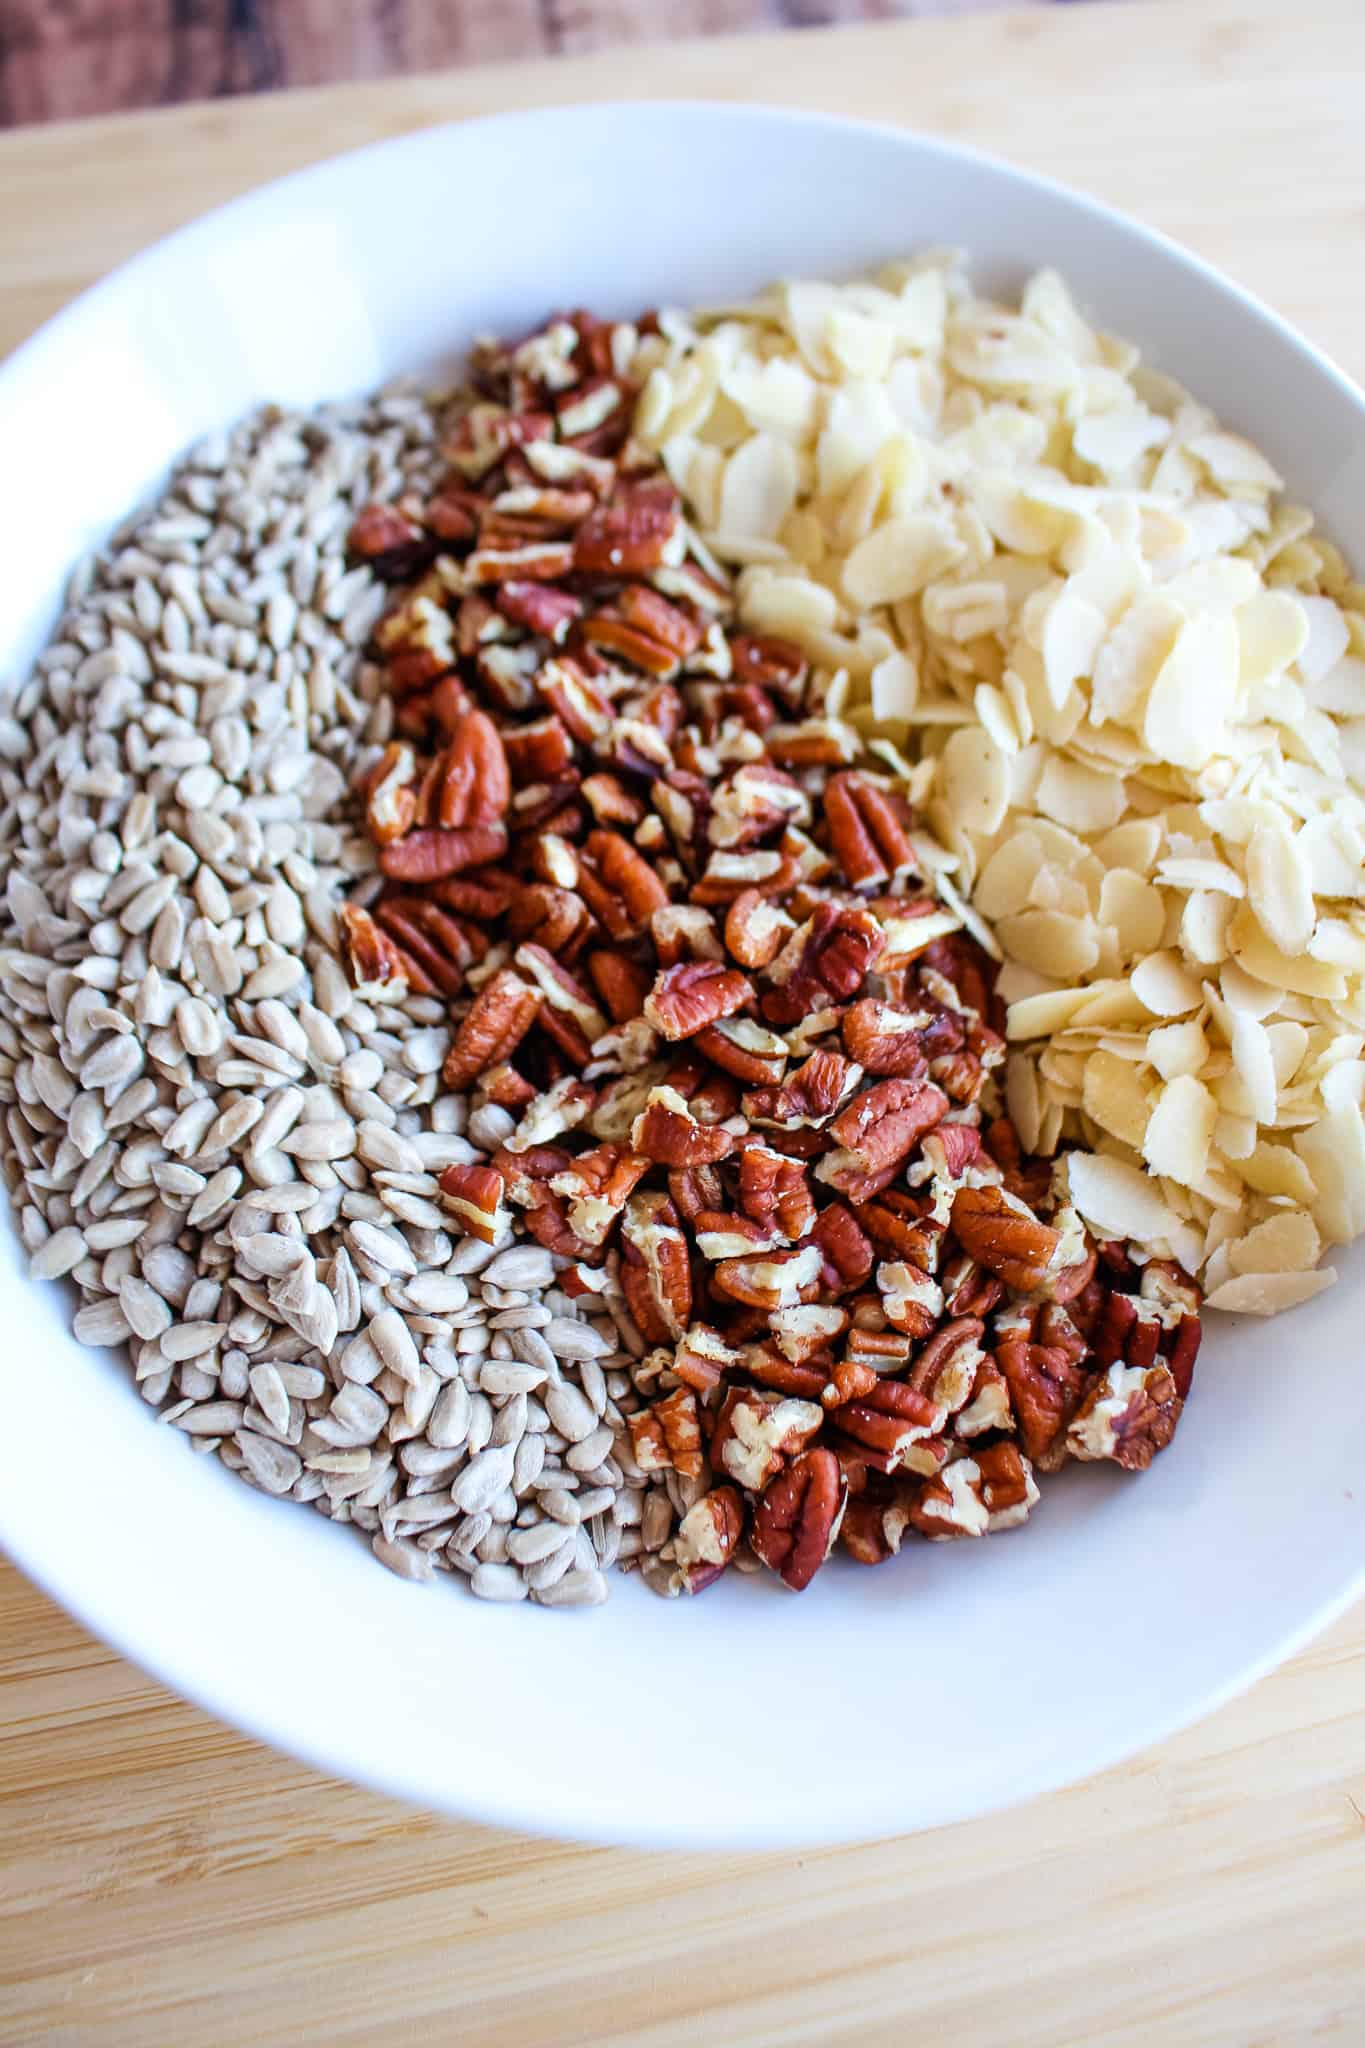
[762,903,886,1026]
[906,1317,986,1418]
[723,888,797,971]
[497,580,583,642]
[630,1087,735,1168]
[1066,1361,1183,1470]
[337,903,424,991]
[643,961,754,1041]
[834,1378,946,1472]
[735,1146,816,1243]
[859,1190,946,1271]
[712,1242,824,1312]
[620,1191,692,1344]
[379,822,509,882]
[995,1319,1094,1470]
[817,1079,949,1198]
[824,771,917,889]
[662,1485,744,1594]
[767,1302,849,1365]
[429,709,511,829]
[809,1202,874,1295]
[348,502,432,578]
[627,1387,705,1480]
[443,969,542,1089]
[743,1048,857,1130]
[840,1482,919,1566]
[363,741,419,845]
[750,1448,848,1592]
[950,1185,1062,1294]
[372,899,479,998]
[670,1323,741,1396]
[576,828,670,940]
[573,480,683,574]
[877,1259,946,1339]
[586,949,652,1024]
[908,1443,1040,1540]
[709,1386,824,1492]
[729,633,808,706]
[437,1162,508,1244]
[695,1016,788,1085]
[840,997,931,1079]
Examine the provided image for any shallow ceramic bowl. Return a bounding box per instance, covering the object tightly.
[1,104,1363,1850]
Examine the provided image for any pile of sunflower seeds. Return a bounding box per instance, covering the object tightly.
[0,391,664,1606]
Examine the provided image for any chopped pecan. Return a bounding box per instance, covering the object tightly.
[809,1202,874,1295]
[833,1378,946,1473]
[620,1191,692,1344]
[1066,1361,1183,1470]
[995,1316,1094,1470]
[627,1386,705,1480]
[630,1085,735,1167]
[709,1387,824,1492]
[743,1047,858,1129]
[908,1444,1039,1539]
[363,740,419,844]
[443,969,542,1088]
[824,771,917,889]
[379,822,509,882]
[950,1185,1061,1294]
[348,502,433,579]
[576,828,670,940]
[431,709,511,828]
[906,1316,986,1418]
[671,1323,740,1396]
[763,903,885,1026]
[818,1078,949,1198]
[840,1481,919,1565]
[643,960,753,1040]
[337,902,420,992]
[573,480,683,575]
[877,1259,946,1339]
[840,998,932,1079]
[724,888,797,970]
[750,1448,847,1591]
[768,1301,849,1364]
[695,1015,788,1085]
[735,1146,815,1242]
[712,1242,824,1311]
[436,1162,508,1244]
[661,1485,744,1595]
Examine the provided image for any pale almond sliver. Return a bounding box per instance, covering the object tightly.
[1203,1268,1337,1315]
[1142,1074,1216,1184]
[1065,1150,1181,1244]
[1131,949,1204,1017]
[1228,1209,1321,1275]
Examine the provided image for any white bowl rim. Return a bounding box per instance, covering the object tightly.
[2,99,1364,1849]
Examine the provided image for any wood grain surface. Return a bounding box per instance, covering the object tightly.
[0,0,1040,127]
[2,2,1365,2042]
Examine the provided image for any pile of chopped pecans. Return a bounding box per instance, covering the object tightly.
[340,311,1204,1596]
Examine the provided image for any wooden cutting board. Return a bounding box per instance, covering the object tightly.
[3,3,1365,2041]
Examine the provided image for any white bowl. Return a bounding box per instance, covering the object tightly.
[3,104,1364,1850]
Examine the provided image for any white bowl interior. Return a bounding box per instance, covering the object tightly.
[2,104,1363,1848]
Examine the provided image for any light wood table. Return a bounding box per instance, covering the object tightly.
[3,4,1365,2041]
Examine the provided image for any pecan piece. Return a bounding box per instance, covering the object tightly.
[724,888,797,970]
[809,1202,874,1295]
[735,1145,815,1242]
[378,822,509,882]
[1066,1361,1183,1470]
[630,1085,735,1168]
[995,1313,1094,1470]
[908,1444,1040,1539]
[712,1242,824,1312]
[436,1162,508,1244]
[620,1191,692,1344]
[824,771,917,889]
[363,740,419,844]
[840,998,932,1080]
[750,1448,847,1592]
[576,828,670,940]
[431,709,511,828]
[709,1387,824,1492]
[443,969,542,1089]
[337,903,419,992]
[573,480,683,575]
[695,1016,788,1085]
[877,1259,946,1339]
[834,1378,946,1472]
[817,1079,949,1199]
[950,1185,1061,1294]
[644,961,753,1041]
[660,1485,744,1595]
[670,1323,741,1396]
[627,1386,705,1480]
[762,903,885,1026]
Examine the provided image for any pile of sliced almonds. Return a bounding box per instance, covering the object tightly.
[627,257,1365,1312]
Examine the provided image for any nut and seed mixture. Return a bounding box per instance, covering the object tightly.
[338,309,1203,1595]
[2,282,1248,1607]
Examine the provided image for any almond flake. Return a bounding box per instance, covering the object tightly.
[1131,950,1203,1017]
[1142,1074,1217,1184]
[1203,1268,1337,1315]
